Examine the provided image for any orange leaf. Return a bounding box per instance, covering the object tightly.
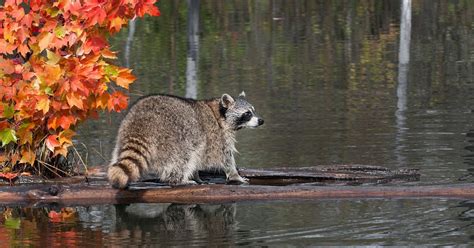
[95,93,109,109]
[108,91,128,112]
[47,116,58,130]
[0,40,16,54]
[0,172,18,184]
[42,64,62,86]
[36,97,50,114]
[45,135,60,152]
[20,149,36,165]
[38,32,54,52]
[66,93,83,109]
[101,48,117,59]
[116,69,136,89]
[17,128,33,145]
[0,58,15,74]
[57,115,75,130]
[18,44,30,57]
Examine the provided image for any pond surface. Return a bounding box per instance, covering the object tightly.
[2,0,474,246]
[1,200,474,246]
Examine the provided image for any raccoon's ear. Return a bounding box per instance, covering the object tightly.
[220,94,235,108]
[239,91,246,98]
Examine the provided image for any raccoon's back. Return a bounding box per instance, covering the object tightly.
[127,95,198,125]
[119,95,204,148]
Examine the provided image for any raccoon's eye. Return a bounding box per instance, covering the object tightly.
[243,111,252,117]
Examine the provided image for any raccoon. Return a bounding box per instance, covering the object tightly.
[107,91,264,189]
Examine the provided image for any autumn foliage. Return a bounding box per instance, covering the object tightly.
[0,0,159,175]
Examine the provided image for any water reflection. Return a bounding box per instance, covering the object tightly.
[461,130,474,181]
[124,19,137,68]
[395,0,411,167]
[2,200,474,246]
[185,0,200,99]
[113,203,236,245]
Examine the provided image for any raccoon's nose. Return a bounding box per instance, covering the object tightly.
[258,118,264,125]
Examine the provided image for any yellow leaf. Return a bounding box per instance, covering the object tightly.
[46,50,61,65]
[109,17,125,32]
[20,149,36,165]
[54,145,69,157]
[36,97,50,114]
[41,64,62,86]
[59,129,75,145]
[54,25,66,38]
[38,32,53,52]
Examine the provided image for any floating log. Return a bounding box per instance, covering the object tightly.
[237,165,420,185]
[3,164,468,206]
[0,183,473,206]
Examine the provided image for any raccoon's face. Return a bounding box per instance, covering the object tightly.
[220,91,264,130]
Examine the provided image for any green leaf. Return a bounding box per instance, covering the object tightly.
[104,64,119,77]
[46,7,60,18]
[5,217,21,229]
[54,25,66,38]
[3,103,14,119]
[44,87,53,95]
[0,128,18,146]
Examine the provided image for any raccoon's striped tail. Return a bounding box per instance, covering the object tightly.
[107,164,130,189]
[107,159,141,189]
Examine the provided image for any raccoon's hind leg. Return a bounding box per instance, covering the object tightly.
[164,169,198,186]
[191,170,207,184]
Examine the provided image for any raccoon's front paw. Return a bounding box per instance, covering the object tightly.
[227,176,249,185]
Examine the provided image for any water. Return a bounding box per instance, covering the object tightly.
[2,0,474,246]
[1,200,474,246]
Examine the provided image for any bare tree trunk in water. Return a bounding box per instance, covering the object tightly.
[185,0,199,99]
[168,1,178,95]
[125,19,137,68]
[395,0,411,167]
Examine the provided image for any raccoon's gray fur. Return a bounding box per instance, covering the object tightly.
[107,91,264,189]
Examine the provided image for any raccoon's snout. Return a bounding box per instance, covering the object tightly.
[244,116,264,128]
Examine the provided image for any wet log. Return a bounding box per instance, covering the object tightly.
[1,164,464,206]
[237,165,420,185]
[0,183,473,206]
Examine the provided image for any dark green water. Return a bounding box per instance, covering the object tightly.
[2,0,474,246]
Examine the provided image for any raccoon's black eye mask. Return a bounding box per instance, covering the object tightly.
[236,111,253,126]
